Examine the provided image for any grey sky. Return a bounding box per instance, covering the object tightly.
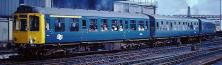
[156,0,222,15]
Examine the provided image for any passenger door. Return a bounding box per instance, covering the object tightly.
[81,19,88,42]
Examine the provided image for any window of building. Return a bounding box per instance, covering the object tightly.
[112,20,118,31]
[55,18,65,32]
[70,18,79,32]
[101,19,108,32]
[138,21,145,31]
[82,20,87,29]
[30,16,39,31]
[20,19,27,31]
[130,20,136,31]
[89,19,98,32]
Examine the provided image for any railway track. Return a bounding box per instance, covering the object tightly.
[0,37,222,65]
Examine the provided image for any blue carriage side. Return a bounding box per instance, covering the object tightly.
[33,7,151,44]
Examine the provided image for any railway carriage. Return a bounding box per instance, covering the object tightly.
[13,6,152,55]
[12,6,216,56]
[152,16,200,38]
[199,19,216,36]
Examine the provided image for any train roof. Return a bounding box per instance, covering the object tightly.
[153,15,199,22]
[15,6,149,19]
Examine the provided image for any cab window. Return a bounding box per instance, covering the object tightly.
[70,18,79,32]
[13,15,19,31]
[20,19,27,31]
[55,18,65,32]
[30,16,39,31]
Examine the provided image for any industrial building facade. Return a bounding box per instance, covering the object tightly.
[114,1,157,15]
[0,0,52,17]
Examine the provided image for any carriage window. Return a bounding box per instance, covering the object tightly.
[55,18,65,32]
[161,21,164,25]
[13,16,19,31]
[89,19,98,32]
[70,18,79,32]
[156,22,159,29]
[125,21,128,29]
[101,19,108,32]
[119,20,123,31]
[46,22,50,31]
[145,21,149,30]
[138,21,145,31]
[46,19,50,31]
[30,16,39,31]
[190,22,193,30]
[170,22,173,29]
[194,22,197,25]
[20,19,27,31]
[82,20,87,29]
[130,20,136,31]
[112,20,118,31]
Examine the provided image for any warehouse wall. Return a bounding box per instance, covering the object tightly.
[23,0,52,8]
[0,18,12,42]
[0,0,52,17]
[114,1,156,15]
[0,0,19,17]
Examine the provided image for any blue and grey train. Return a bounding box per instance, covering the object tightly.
[13,6,216,55]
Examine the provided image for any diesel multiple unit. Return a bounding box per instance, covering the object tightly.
[13,6,216,56]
